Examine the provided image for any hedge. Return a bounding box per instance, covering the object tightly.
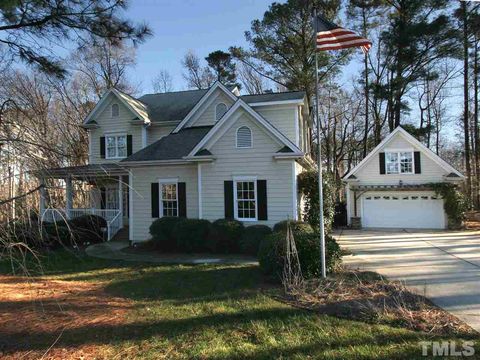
[207,219,244,253]
[149,217,184,251]
[173,219,212,253]
[239,225,272,255]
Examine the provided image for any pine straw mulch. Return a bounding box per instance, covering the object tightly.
[0,275,134,360]
[278,270,478,337]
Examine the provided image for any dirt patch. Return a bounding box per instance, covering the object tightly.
[279,270,478,337]
[0,275,133,359]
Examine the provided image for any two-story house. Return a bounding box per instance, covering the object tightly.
[40,82,314,242]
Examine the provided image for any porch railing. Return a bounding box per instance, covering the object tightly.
[41,208,122,241]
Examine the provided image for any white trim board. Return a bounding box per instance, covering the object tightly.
[343,127,465,180]
[83,88,150,125]
[173,81,238,133]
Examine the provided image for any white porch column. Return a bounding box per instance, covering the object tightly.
[39,177,46,218]
[197,163,203,219]
[66,176,73,219]
[129,172,133,241]
[118,175,124,229]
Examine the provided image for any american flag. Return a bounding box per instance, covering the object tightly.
[314,14,372,54]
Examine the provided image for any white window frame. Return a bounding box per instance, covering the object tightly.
[233,176,257,221]
[105,133,127,159]
[385,150,414,174]
[158,178,179,218]
[236,126,253,149]
[215,102,228,121]
[111,103,119,118]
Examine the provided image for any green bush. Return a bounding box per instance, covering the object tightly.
[43,223,75,248]
[207,219,244,253]
[272,220,313,235]
[240,225,272,255]
[174,219,211,253]
[149,217,184,251]
[258,231,342,280]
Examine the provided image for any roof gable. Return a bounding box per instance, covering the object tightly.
[187,99,303,158]
[173,81,238,133]
[83,88,150,125]
[344,127,464,180]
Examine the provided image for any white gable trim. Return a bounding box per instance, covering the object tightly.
[187,99,303,157]
[344,127,465,180]
[173,81,238,133]
[83,89,149,125]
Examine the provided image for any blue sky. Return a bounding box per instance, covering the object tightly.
[127,0,274,92]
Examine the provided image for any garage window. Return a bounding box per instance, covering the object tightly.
[386,151,413,174]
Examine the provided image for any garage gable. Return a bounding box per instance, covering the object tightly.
[344,127,464,184]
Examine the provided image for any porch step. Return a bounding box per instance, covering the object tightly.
[111,227,129,242]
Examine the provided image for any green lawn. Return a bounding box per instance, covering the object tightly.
[0,250,479,359]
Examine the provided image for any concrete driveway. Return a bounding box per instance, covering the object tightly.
[334,229,480,332]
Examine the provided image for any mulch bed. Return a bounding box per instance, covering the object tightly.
[0,275,133,359]
[279,270,478,337]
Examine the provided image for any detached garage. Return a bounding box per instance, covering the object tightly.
[344,127,464,230]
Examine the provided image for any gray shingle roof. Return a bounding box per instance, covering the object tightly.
[139,89,208,123]
[136,88,305,123]
[240,91,305,104]
[122,126,213,162]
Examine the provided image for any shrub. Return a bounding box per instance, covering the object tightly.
[174,219,211,253]
[68,215,106,245]
[207,219,244,253]
[272,220,313,235]
[149,217,184,251]
[239,225,272,255]
[43,223,75,248]
[258,231,342,280]
[297,170,337,233]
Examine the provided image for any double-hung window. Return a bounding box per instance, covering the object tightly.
[234,179,257,221]
[160,182,178,217]
[106,134,127,159]
[386,151,413,174]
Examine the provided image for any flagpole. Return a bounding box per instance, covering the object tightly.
[313,8,327,279]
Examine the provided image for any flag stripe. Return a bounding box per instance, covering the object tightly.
[314,14,371,53]
[317,35,366,45]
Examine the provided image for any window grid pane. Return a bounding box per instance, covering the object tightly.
[386,152,399,174]
[236,181,256,219]
[161,183,178,217]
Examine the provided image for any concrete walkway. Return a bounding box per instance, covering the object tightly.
[85,241,258,265]
[334,229,480,333]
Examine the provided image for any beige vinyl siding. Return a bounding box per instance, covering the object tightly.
[254,105,297,146]
[187,90,235,127]
[130,165,198,242]
[89,94,143,164]
[201,111,295,226]
[147,125,175,146]
[354,133,448,185]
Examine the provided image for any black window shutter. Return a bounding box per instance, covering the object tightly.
[100,187,106,209]
[178,182,187,217]
[257,180,268,220]
[127,135,133,156]
[414,151,421,174]
[379,152,386,175]
[100,137,106,158]
[151,183,159,218]
[224,181,234,219]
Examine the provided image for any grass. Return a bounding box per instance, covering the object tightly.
[0,250,479,359]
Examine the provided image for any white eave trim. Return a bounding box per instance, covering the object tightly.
[273,153,304,160]
[83,88,150,125]
[173,81,238,133]
[343,127,465,180]
[120,159,191,167]
[80,123,99,129]
[182,156,216,162]
[187,99,302,158]
[248,99,304,107]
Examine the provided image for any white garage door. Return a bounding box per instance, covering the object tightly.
[362,192,445,229]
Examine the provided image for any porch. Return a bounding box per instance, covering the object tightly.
[38,164,130,241]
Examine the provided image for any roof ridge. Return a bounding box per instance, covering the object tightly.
[240,90,305,97]
[140,88,208,97]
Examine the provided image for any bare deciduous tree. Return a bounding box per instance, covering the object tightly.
[152,69,174,93]
[182,50,215,89]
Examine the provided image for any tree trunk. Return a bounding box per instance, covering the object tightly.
[474,38,479,207]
